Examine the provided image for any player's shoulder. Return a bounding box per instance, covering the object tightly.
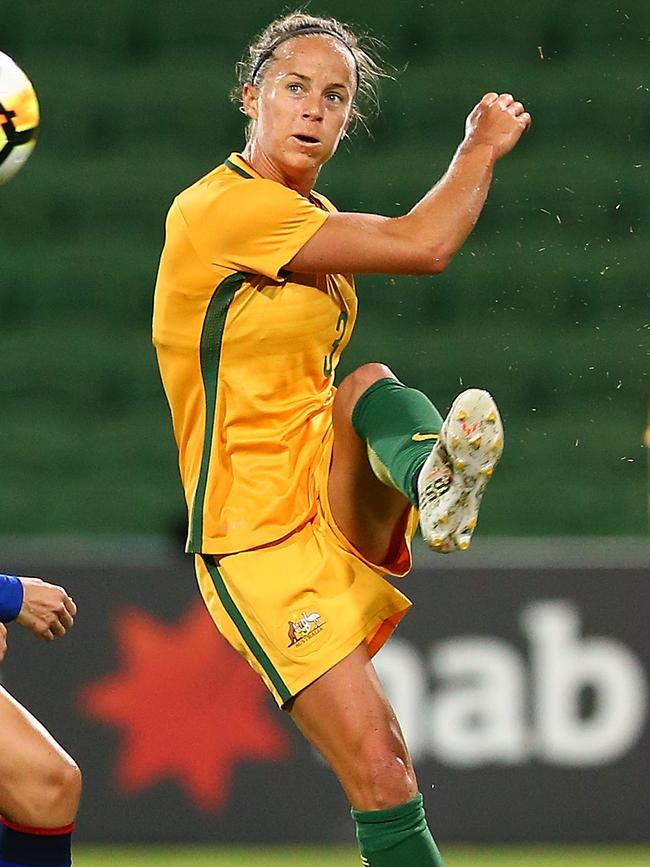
[309,189,337,214]
[175,153,326,236]
[175,154,290,221]
[176,160,233,210]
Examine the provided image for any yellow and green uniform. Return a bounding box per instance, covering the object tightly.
[154,152,354,555]
[153,152,414,706]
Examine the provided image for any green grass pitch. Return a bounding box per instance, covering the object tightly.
[75,845,650,866]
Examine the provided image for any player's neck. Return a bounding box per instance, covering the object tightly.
[241,142,319,197]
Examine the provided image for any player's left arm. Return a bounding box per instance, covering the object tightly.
[289,93,531,276]
[15,576,77,641]
[0,573,76,641]
[0,623,7,662]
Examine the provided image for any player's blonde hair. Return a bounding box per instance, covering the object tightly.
[231,11,390,136]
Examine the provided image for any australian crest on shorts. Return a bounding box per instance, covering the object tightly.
[287,611,326,648]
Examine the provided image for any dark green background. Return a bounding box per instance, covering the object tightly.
[1,1,648,536]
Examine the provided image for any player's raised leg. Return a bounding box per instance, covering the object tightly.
[329,363,503,559]
[0,687,80,867]
[289,643,444,866]
[328,363,429,565]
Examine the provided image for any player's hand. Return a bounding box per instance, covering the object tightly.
[463,92,531,160]
[15,576,77,641]
[0,624,7,661]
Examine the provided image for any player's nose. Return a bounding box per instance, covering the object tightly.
[302,100,323,120]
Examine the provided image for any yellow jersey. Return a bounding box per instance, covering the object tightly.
[153,153,357,555]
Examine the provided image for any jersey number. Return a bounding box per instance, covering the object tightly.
[323,310,349,377]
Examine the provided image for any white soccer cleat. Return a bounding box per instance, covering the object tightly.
[417,389,504,553]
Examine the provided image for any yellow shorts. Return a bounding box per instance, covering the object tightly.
[194,435,418,707]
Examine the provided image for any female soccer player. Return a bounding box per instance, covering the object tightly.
[153,12,530,865]
[0,573,80,867]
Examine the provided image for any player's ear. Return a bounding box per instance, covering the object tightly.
[341,105,355,139]
[241,83,259,120]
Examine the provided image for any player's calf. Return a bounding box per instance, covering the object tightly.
[0,758,79,867]
[0,814,76,867]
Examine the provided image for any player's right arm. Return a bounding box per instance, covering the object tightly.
[0,623,7,662]
[288,92,531,276]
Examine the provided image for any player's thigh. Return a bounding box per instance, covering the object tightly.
[0,686,76,798]
[288,642,417,809]
[328,363,411,564]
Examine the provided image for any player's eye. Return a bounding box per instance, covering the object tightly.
[325,91,344,104]
[287,82,303,93]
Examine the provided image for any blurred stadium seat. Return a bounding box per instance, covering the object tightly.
[1,0,647,536]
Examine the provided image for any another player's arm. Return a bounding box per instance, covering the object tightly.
[0,573,76,641]
[289,92,531,275]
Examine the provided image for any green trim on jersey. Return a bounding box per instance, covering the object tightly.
[202,555,292,704]
[188,271,247,552]
[224,157,254,179]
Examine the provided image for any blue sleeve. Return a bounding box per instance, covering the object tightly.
[0,574,24,622]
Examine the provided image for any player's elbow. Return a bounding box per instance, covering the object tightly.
[427,247,453,274]
[409,242,453,275]
[391,219,454,274]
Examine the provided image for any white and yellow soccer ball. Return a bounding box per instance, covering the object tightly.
[0,51,39,184]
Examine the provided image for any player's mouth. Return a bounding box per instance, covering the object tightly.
[292,134,321,148]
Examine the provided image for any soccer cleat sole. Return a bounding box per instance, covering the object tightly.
[418,388,503,553]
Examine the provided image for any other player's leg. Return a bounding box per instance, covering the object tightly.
[0,686,80,867]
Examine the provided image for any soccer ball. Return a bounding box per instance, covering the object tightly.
[0,51,39,184]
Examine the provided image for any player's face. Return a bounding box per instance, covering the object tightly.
[243,36,356,187]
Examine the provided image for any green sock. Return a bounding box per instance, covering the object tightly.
[352,793,444,866]
[351,378,443,507]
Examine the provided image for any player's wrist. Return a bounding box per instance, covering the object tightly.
[0,574,24,622]
[456,136,497,164]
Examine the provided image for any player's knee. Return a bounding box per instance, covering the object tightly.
[58,758,82,815]
[337,363,397,409]
[353,740,417,810]
[28,755,82,826]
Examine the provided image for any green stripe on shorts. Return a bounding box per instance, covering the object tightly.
[202,555,292,704]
